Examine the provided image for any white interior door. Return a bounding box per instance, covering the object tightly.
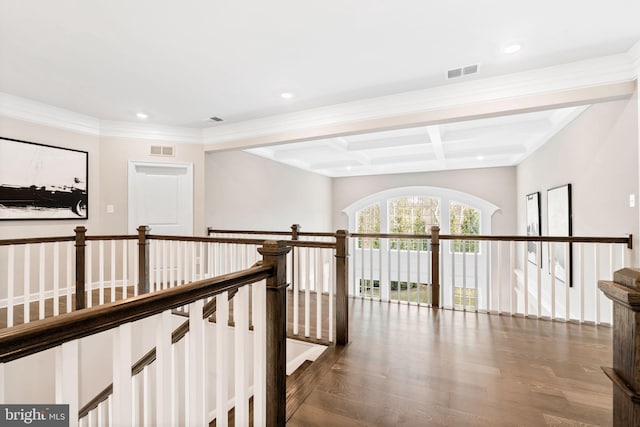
[128,161,193,235]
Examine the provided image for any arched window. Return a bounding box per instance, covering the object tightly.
[346,186,497,237]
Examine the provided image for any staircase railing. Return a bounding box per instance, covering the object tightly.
[352,226,632,324]
[0,240,291,426]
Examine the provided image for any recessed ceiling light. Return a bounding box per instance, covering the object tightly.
[280,92,293,99]
[136,112,148,119]
[476,155,484,161]
[503,43,521,54]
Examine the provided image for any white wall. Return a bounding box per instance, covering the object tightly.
[205,150,332,231]
[331,166,518,234]
[517,97,639,260]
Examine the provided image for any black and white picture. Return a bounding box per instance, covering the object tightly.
[526,192,541,265]
[547,184,572,286]
[0,137,88,220]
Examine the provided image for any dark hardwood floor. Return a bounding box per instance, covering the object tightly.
[287,298,613,427]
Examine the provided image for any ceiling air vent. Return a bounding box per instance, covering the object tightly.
[210,116,224,122]
[150,145,175,157]
[446,63,479,79]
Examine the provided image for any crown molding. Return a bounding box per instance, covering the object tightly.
[0,92,101,136]
[203,53,636,150]
[629,39,640,79]
[0,92,203,144]
[99,121,203,144]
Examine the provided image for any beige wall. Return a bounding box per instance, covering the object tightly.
[100,136,205,235]
[205,150,333,231]
[0,117,205,238]
[0,117,101,239]
[331,166,518,234]
[516,97,639,260]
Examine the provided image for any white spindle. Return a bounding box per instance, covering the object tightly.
[579,244,585,323]
[190,243,196,283]
[407,241,411,304]
[143,365,151,427]
[595,244,601,324]
[252,281,266,426]
[169,241,175,287]
[550,243,556,320]
[473,242,479,312]
[0,363,4,403]
[54,242,60,316]
[329,251,335,343]
[23,244,30,324]
[156,310,172,424]
[110,241,116,302]
[99,241,105,305]
[234,287,249,426]
[39,243,45,320]
[450,243,455,308]
[316,249,323,340]
[133,241,139,297]
[397,239,401,302]
[177,241,183,287]
[207,242,214,279]
[122,240,128,299]
[56,340,79,427]
[304,247,310,337]
[565,243,570,321]
[162,240,168,289]
[462,242,467,310]
[66,242,73,313]
[417,244,421,305]
[8,246,14,327]
[293,247,299,336]
[216,292,229,427]
[87,242,93,308]
[156,240,162,290]
[536,242,542,318]
[184,334,190,427]
[497,242,502,314]
[523,241,528,317]
[112,323,132,427]
[509,241,515,315]
[369,240,374,298]
[189,299,205,426]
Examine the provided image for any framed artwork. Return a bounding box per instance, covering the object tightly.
[547,184,572,286]
[0,137,88,220]
[525,192,541,265]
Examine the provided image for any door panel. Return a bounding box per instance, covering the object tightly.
[128,162,193,236]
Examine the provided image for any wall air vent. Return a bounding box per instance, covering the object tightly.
[150,145,175,157]
[446,63,479,79]
[209,116,224,122]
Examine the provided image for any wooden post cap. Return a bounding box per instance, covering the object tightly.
[599,268,640,310]
[613,268,640,291]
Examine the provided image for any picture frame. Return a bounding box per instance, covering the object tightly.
[547,184,572,286]
[0,137,88,220]
[525,192,541,265]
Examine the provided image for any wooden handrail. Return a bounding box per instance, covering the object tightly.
[350,232,632,249]
[85,235,137,241]
[0,236,75,246]
[208,228,293,236]
[0,264,273,363]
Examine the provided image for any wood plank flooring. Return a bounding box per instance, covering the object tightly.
[287,298,614,427]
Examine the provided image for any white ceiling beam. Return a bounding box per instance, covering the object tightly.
[426,125,446,168]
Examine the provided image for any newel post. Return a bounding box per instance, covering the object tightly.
[431,226,440,308]
[599,268,640,425]
[74,226,87,310]
[137,225,150,295]
[258,240,291,427]
[291,224,300,240]
[335,230,350,345]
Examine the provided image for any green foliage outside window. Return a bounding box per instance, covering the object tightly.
[450,202,480,253]
[388,196,439,250]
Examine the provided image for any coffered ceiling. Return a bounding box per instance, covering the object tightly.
[246,105,588,177]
